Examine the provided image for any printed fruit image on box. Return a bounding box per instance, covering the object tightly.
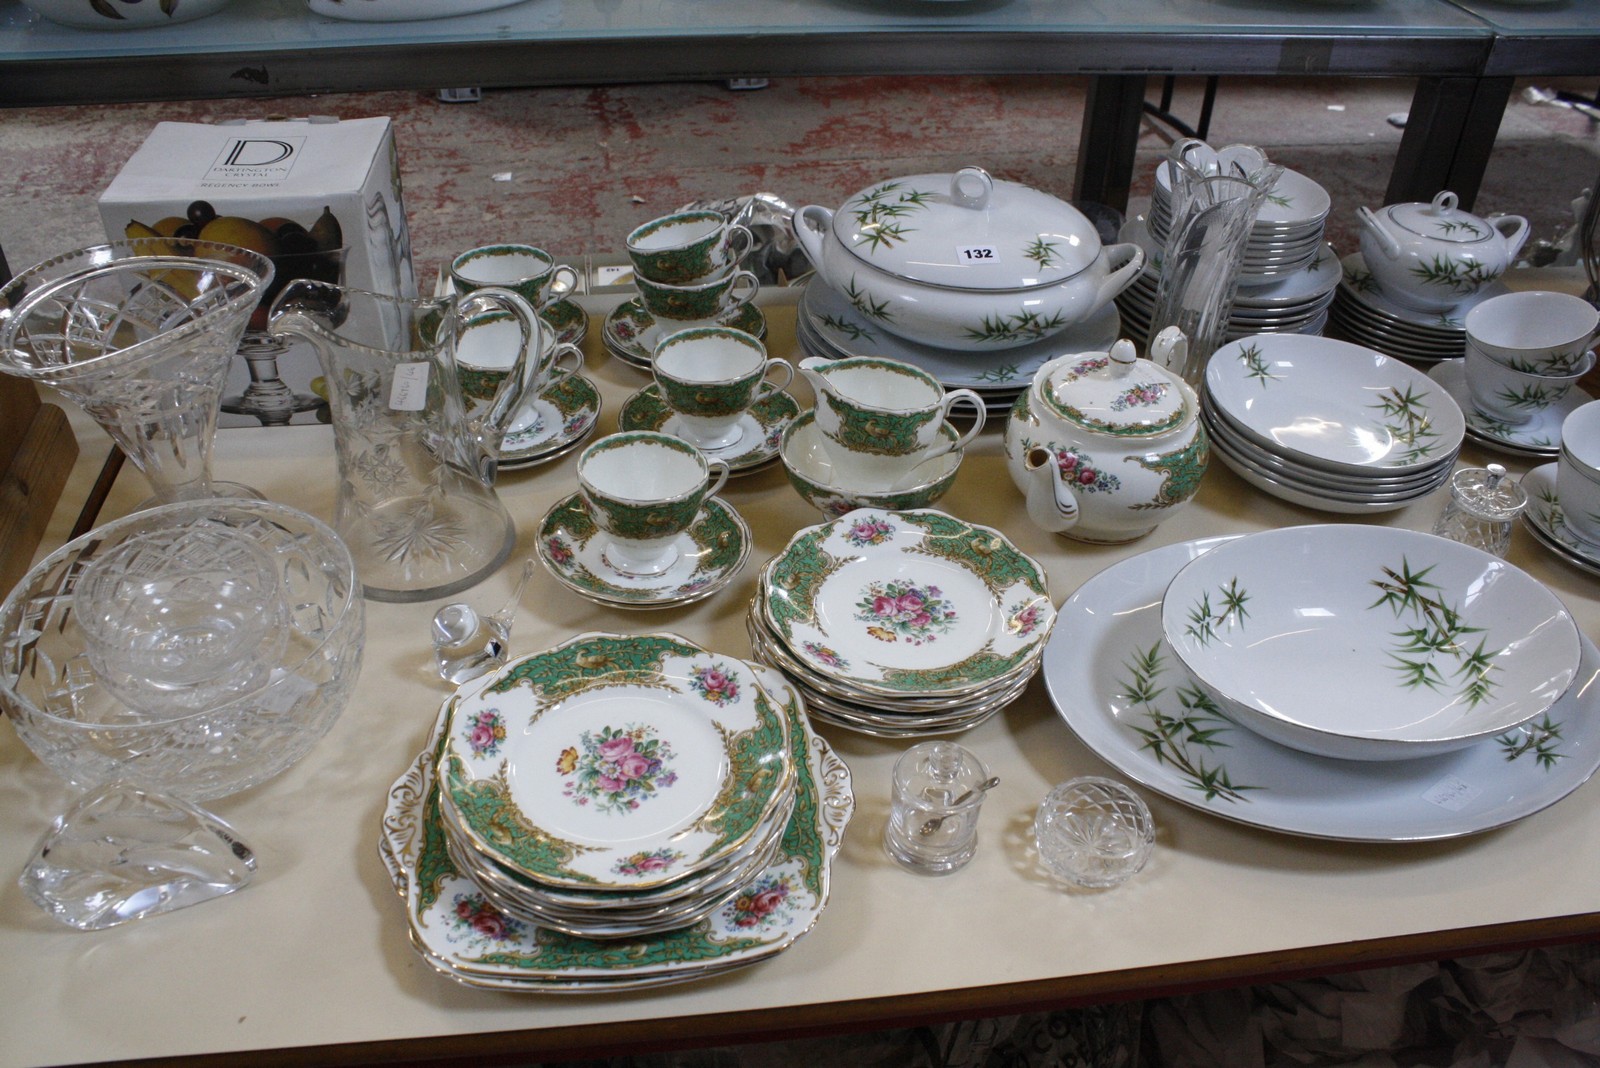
[100,116,415,427]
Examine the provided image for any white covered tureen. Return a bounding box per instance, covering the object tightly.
[794,167,1145,352]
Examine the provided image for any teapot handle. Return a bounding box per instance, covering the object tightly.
[1492,214,1531,264]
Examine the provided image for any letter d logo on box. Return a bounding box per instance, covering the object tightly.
[206,136,306,182]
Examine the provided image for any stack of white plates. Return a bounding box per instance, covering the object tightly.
[1202,333,1464,513]
[1326,251,1510,363]
[795,278,1121,418]
[1150,161,1332,285]
[745,508,1056,737]
[377,645,851,997]
[1115,207,1337,350]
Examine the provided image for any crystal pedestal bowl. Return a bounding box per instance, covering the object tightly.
[0,499,364,929]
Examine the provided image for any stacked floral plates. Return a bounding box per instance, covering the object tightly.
[1149,161,1332,285]
[380,636,853,992]
[1326,252,1510,363]
[745,508,1056,736]
[1202,333,1464,513]
[1115,206,1337,350]
[794,277,1121,418]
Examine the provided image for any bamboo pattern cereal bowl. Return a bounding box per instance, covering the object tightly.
[1160,525,1581,761]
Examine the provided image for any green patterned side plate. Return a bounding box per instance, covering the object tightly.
[759,508,1055,698]
[438,632,790,889]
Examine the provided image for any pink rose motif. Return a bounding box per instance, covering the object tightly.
[597,773,626,793]
[597,735,636,761]
[617,751,656,780]
[1057,452,1079,472]
[469,724,495,751]
[751,888,786,916]
[471,912,508,940]
[1078,468,1098,485]
[872,594,897,617]
[636,854,669,872]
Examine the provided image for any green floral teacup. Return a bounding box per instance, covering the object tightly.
[450,244,578,312]
[635,269,759,327]
[577,431,731,576]
[626,210,753,286]
[652,326,793,451]
[455,310,584,409]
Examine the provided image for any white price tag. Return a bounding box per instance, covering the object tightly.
[1422,774,1481,812]
[955,245,1000,265]
[389,362,430,412]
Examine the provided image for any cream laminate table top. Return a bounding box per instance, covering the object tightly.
[4,282,1599,1068]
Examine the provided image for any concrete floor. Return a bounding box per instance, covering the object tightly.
[2,74,1598,282]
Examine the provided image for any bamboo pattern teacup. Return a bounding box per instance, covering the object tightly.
[577,431,731,576]
[652,326,793,450]
[797,355,985,487]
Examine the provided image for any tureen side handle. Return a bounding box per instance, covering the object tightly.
[1092,243,1148,308]
[1022,446,1081,535]
[793,206,837,287]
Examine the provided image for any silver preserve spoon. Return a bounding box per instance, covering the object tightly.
[917,776,1000,836]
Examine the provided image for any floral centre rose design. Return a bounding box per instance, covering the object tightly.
[1007,600,1045,638]
[557,724,679,814]
[802,640,849,670]
[1109,380,1169,411]
[854,578,958,645]
[689,663,741,705]
[462,709,507,760]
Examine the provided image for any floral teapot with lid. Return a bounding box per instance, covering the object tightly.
[1356,191,1529,312]
[1004,328,1209,543]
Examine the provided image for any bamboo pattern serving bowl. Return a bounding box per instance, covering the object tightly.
[1160,525,1582,762]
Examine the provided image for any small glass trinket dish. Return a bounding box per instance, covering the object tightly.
[1034,777,1155,889]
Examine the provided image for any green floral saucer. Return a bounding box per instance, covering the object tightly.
[540,298,589,348]
[617,382,798,474]
[497,373,602,471]
[603,297,767,369]
[536,492,752,609]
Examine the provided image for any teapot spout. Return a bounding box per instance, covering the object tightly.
[1022,446,1081,534]
[1357,205,1403,260]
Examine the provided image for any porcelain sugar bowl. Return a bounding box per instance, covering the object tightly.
[1005,328,1209,543]
[1356,191,1529,312]
[794,166,1144,352]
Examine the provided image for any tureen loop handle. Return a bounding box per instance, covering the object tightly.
[950,167,993,210]
[1431,191,1460,217]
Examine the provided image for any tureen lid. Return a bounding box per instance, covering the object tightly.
[1383,191,1495,245]
[830,166,1101,290]
[1038,339,1190,436]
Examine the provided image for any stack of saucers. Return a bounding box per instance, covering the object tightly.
[794,277,1121,419]
[1202,333,1464,513]
[745,508,1056,737]
[380,641,852,992]
[1326,252,1510,363]
[1115,206,1338,350]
